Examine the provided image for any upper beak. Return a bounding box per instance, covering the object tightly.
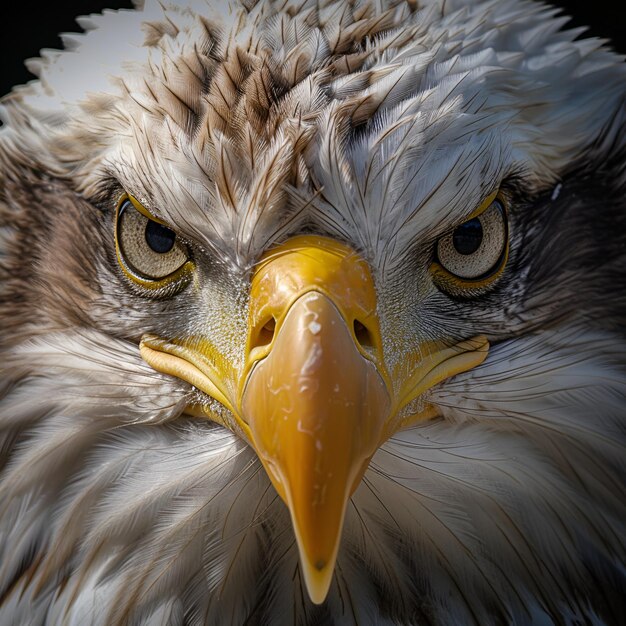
[139,235,489,604]
[237,237,393,602]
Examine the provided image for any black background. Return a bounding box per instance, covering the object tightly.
[1,1,626,97]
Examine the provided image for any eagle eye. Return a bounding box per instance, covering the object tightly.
[432,195,509,294]
[115,195,192,287]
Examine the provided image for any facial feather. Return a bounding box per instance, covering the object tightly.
[2,0,625,267]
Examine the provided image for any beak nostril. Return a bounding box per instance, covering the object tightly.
[353,319,374,350]
[254,317,276,349]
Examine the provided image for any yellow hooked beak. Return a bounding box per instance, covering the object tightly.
[139,235,489,604]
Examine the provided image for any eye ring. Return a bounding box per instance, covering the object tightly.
[431,193,509,295]
[114,194,194,290]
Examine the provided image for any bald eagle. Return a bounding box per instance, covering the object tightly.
[0,0,625,624]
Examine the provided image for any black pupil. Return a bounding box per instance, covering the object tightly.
[452,218,483,255]
[145,219,176,254]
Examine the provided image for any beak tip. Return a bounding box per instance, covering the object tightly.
[301,560,335,605]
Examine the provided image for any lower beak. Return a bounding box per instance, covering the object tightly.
[242,290,390,603]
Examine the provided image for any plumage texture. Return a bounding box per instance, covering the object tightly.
[0,0,625,624]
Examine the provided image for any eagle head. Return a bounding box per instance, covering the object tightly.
[0,1,625,624]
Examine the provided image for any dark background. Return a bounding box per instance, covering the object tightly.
[1,1,626,97]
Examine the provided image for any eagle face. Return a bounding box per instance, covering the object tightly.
[0,0,625,624]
